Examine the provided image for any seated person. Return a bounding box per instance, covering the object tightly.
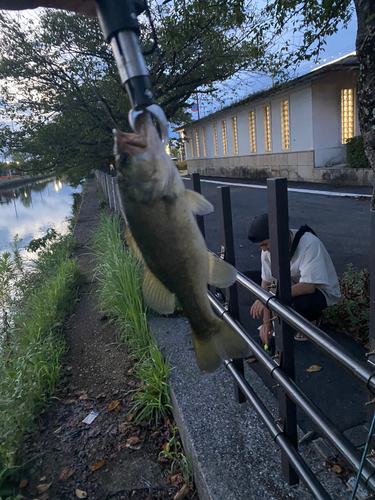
[247,214,341,345]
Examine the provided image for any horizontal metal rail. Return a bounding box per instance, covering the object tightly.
[224,359,331,500]
[208,291,375,494]
[236,271,375,394]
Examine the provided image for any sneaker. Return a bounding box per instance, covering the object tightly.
[294,333,308,342]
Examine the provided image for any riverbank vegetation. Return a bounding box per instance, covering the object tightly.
[0,218,83,492]
[91,213,173,425]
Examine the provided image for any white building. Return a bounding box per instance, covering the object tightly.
[178,54,373,185]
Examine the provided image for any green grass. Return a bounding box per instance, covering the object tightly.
[0,234,83,490]
[91,213,172,424]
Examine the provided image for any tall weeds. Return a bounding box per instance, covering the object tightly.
[0,234,82,487]
[91,213,172,424]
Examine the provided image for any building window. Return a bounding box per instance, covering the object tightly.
[190,133,194,158]
[195,130,200,158]
[263,106,271,152]
[341,89,354,144]
[231,117,238,155]
[202,127,207,157]
[221,120,228,155]
[281,100,290,150]
[248,111,256,153]
[213,123,218,156]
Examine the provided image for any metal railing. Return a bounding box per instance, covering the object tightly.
[95,168,375,499]
[193,173,375,499]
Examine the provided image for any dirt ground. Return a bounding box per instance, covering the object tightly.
[16,178,199,500]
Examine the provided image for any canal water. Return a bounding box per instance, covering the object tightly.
[0,178,82,257]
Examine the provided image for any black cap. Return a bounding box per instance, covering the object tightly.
[247,214,269,243]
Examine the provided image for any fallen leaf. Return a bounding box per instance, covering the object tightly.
[19,479,28,488]
[96,392,106,399]
[331,465,342,474]
[119,423,126,434]
[53,427,62,434]
[108,400,120,411]
[110,428,117,435]
[39,493,50,500]
[246,358,257,364]
[76,489,87,499]
[126,436,141,447]
[37,482,52,494]
[162,442,169,452]
[114,406,121,412]
[150,431,160,438]
[125,413,136,422]
[305,365,322,373]
[40,476,46,481]
[174,484,191,500]
[70,419,79,427]
[92,460,105,471]
[59,467,75,481]
[170,474,184,485]
[127,368,134,374]
[113,389,119,395]
[79,393,89,400]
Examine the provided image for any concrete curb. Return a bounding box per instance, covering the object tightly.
[149,315,349,500]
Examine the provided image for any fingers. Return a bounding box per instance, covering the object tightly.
[250,300,264,319]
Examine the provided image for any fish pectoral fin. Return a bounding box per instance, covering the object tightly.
[125,226,144,263]
[185,189,214,216]
[207,252,237,288]
[143,266,175,315]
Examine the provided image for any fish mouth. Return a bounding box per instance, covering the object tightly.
[113,128,148,157]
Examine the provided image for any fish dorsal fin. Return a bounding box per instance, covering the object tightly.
[143,266,175,315]
[125,226,144,263]
[185,189,214,216]
[208,252,237,288]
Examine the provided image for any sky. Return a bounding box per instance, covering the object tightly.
[190,14,358,121]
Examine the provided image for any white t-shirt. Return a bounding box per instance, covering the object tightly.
[261,230,341,306]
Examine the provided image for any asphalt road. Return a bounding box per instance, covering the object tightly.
[183,175,372,434]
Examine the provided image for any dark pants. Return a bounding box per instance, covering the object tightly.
[243,270,328,321]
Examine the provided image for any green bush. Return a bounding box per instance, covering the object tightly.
[345,136,370,169]
[175,161,187,171]
[323,264,370,344]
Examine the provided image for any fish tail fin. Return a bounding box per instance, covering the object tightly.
[191,318,252,373]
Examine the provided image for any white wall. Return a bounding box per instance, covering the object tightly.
[312,70,359,166]
[184,82,314,160]
[289,86,313,152]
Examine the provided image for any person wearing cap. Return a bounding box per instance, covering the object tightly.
[247,214,341,344]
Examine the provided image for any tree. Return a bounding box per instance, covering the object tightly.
[0,2,279,184]
[263,0,375,207]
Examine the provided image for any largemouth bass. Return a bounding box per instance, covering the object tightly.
[114,114,250,372]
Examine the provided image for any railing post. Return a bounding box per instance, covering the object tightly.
[217,186,246,404]
[192,173,205,238]
[369,209,375,362]
[267,177,298,485]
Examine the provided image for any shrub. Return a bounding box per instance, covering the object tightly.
[345,136,370,169]
[323,264,370,344]
[175,161,187,171]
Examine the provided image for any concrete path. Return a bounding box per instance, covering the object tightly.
[150,316,349,500]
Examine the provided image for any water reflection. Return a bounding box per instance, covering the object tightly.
[0,179,82,255]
